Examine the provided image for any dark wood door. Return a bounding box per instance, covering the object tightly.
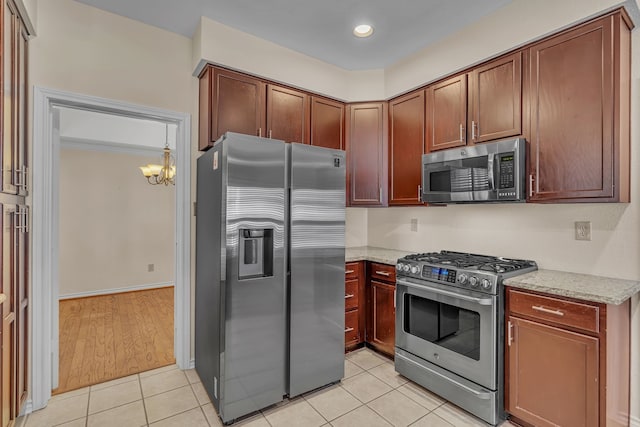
[367,280,395,357]
[469,51,522,143]
[199,66,266,150]
[346,103,388,206]
[527,16,615,201]
[14,205,25,413]
[310,96,344,150]
[506,316,598,427]
[389,90,425,205]
[426,74,467,152]
[266,84,310,143]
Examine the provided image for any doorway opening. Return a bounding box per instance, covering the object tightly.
[31,88,191,413]
[54,107,178,394]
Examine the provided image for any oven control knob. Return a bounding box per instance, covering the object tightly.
[403,264,411,272]
[410,265,420,274]
[481,279,492,289]
[458,273,468,285]
[396,263,404,271]
[469,276,479,287]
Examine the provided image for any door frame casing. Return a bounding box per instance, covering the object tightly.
[30,87,192,412]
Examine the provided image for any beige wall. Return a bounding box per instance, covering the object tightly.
[58,148,175,296]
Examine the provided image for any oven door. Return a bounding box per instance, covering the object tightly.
[395,277,497,390]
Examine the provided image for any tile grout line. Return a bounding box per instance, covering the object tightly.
[138,374,150,426]
[85,383,91,427]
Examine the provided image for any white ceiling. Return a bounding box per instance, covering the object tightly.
[73,0,513,70]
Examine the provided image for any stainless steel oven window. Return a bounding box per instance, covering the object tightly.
[403,293,481,361]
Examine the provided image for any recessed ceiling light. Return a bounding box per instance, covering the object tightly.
[353,24,374,38]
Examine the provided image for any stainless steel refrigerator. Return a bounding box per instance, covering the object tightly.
[195,132,345,424]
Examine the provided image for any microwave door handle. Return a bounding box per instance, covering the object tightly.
[487,153,496,191]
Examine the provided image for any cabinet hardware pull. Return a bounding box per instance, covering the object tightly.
[375,271,391,276]
[532,305,564,316]
[529,174,534,197]
[417,185,421,201]
[471,121,476,140]
[345,294,355,299]
[258,128,262,137]
[269,129,272,139]
[379,187,383,203]
[344,327,355,333]
[394,287,396,309]
[459,124,465,142]
[508,321,514,346]
[345,270,355,274]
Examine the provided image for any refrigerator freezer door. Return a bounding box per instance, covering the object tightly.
[288,143,346,397]
[221,134,288,422]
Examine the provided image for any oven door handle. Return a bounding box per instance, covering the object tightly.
[396,279,494,306]
[395,351,493,400]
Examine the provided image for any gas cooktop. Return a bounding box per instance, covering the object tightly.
[396,250,537,295]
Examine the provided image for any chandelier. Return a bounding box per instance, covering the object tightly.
[139,124,176,186]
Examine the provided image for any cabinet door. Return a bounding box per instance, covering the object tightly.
[426,74,467,152]
[310,96,344,150]
[15,20,26,196]
[506,316,598,427]
[468,51,522,144]
[346,103,388,206]
[527,17,615,201]
[1,0,16,194]
[15,206,26,412]
[367,280,395,357]
[266,84,310,143]
[199,67,266,150]
[389,90,425,206]
[0,204,16,427]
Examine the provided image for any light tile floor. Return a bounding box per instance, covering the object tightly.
[18,348,517,427]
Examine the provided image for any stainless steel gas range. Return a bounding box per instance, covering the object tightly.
[394,251,537,426]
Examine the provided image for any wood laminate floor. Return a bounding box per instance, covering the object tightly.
[55,287,175,395]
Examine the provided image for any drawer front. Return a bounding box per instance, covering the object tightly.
[345,309,360,345]
[345,262,360,280]
[345,279,359,310]
[370,262,396,283]
[508,289,599,334]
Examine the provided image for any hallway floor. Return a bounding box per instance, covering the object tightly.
[55,287,175,394]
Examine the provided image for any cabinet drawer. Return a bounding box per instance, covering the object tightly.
[345,279,359,311]
[345,262,360,280]
[345,309,359,345]
[370,263,396,283]
[508,289,599,334]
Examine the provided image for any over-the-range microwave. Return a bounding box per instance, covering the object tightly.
[421,138,526,204]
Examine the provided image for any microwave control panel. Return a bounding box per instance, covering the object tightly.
[498,153,515,189]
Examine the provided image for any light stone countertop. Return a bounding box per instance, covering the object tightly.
[345,246,413,265]
[504,269,640,305]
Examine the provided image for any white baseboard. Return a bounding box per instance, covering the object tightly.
[59,282,173,300]
[189,358,195,369]
[631,414,640,427]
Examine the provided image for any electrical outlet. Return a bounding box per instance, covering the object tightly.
[410,218,418,232]
[575,221,591,241]
[148,263,155,272]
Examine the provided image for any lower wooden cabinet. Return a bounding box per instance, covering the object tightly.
[505,288,630,427]
[366,263,396,357]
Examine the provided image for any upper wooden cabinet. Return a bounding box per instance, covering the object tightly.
[199,66,266,150]
[526,11,631,202]
[427,52,523,152]
[389,90,425,205]
[346,102,388,206]
[199,65,344,151]
[468,51,522,144]
[266,84,310,144]
[1,0,27,196]
[426,74,467,152]
[310,96,344,150]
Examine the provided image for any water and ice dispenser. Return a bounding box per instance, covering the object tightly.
[238,229,274,279]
